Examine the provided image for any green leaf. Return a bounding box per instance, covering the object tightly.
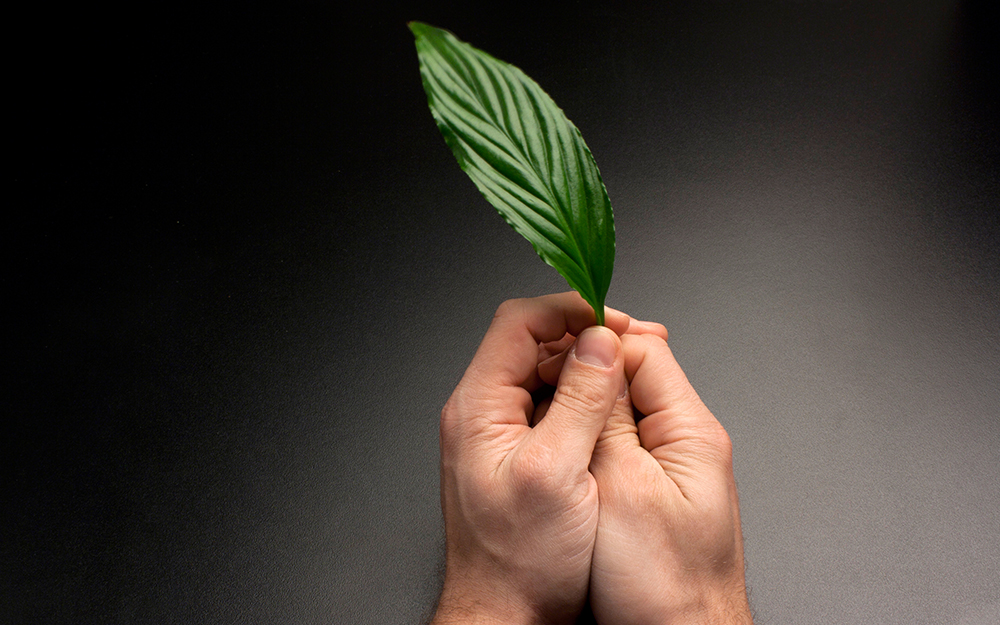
[410,22,615,325]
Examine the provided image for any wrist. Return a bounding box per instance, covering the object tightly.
[659,585,753,625]
[430,574,542,625]
[593,580,752,625]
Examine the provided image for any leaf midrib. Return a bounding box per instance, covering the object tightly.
[425,33,592,285]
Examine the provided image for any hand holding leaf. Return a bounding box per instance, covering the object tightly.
[410,22,615,324]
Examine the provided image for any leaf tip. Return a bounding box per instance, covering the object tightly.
[408,21,437,40]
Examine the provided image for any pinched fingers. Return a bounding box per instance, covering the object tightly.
[526,326,625,475]
[469,292,629,393]
[536,314,668,388]
[443,293,630,456]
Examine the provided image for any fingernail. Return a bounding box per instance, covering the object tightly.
[618,375,628,398]
[575,328,616,368]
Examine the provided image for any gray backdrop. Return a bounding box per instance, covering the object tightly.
[6,2,998,624]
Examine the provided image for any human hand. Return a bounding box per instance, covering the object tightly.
[431,292,632,625]
[584,333,752,624]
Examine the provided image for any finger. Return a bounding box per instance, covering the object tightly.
[593,374,640,456]
[589,381,667,503]
[532,334,575,389]
[625,318,669,341]
[529,326,624,472]
[536,315,667,388]
[602,303,632,336]
[538,334,575,363]
[446,292,620,441]
[537,347,569,387]
[469,293,608,391]
[622,334,732,470]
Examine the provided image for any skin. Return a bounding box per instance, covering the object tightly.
[583,333,753,624]
[431,292,751,625]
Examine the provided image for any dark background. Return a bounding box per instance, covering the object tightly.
[6,1,999,624]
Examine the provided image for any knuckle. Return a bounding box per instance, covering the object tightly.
[493,298,524,321]
[555,375,610,414]
[439,392,472,442]
[643,332,668,350]
[703,421,734,464]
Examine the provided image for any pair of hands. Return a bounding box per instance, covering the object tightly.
[431,293,751,625]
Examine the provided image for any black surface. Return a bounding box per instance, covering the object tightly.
[6,2,1000,624]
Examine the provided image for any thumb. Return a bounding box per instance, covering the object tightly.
[531,326,624,471]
